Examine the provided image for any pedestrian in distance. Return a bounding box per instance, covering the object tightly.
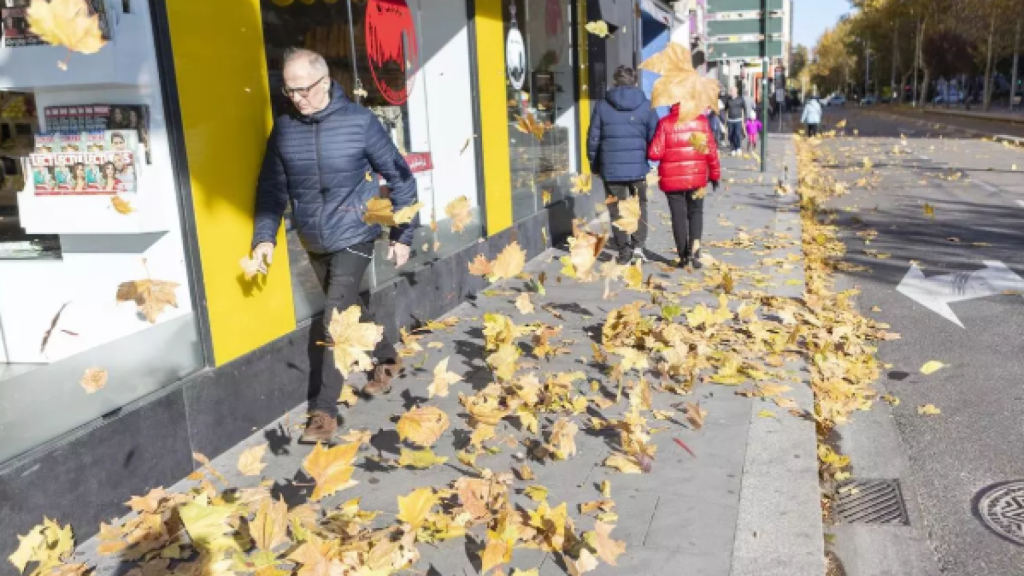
[648,103,722,269]
[723,86,747,156]
[707,105,724,148]
[587,65,660,265]
[250,48,419,444]
[801,95,823,137]
[745,112,762,154]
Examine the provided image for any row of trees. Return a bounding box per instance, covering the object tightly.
[806,0,1024,111]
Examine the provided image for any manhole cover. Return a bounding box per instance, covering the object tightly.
[835,479,909,525]
[976,481,1024,545]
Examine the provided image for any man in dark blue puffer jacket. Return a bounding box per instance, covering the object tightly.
[587,66,659,264]
[250,48,418,443]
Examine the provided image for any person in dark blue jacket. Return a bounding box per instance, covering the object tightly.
[250,48,419,443]
[587,66,659,264]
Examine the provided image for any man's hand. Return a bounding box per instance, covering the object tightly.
[252,242,274,274]
[710,180,720,192]
[388,241,411,267]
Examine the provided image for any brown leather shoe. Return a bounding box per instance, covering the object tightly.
[299,411,337,444]
[362,362,400,396]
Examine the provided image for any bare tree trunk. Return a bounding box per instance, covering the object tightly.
[891,22,899,100]
[913,17,923,105]
[983,11,996,111]
[1011,15,1022,111]
[917,19,929,107]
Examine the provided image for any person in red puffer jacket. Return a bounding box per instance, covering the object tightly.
[648,104,722,268]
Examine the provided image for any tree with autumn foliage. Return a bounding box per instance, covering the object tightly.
[817,0,1024,110]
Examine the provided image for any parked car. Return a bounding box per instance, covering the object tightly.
[826,93,847,106]
[861,94,878,106]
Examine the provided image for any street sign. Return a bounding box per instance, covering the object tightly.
[897,261,1024,327]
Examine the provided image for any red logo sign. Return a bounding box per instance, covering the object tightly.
[365,0,419,106]
[403,152,433,173]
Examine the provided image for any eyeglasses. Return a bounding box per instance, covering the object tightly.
[282,76,326,99]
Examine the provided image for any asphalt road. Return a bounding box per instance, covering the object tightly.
[814,107,1024,575]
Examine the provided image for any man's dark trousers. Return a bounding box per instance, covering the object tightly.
[727,120,744,152]
[605,180,648,249]
[307,241,397,417]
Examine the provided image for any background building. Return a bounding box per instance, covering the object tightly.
[701,0,793,101]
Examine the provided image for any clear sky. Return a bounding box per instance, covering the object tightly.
[792,0,851,50]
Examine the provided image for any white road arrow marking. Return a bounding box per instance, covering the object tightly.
[896,261,1024,327]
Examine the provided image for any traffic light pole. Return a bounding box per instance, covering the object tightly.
[760,0,768,173]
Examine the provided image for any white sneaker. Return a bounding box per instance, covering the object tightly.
[632,246,649,263]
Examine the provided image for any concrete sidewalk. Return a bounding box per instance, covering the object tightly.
[73,137,823,576]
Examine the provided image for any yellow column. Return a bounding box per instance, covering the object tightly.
[165,0,296,365]
[577,0,591,174]
[474,0,514,235]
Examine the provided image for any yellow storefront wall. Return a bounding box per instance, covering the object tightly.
[165,0,296,365]
[473,0,514,236]
[577,0,591,175]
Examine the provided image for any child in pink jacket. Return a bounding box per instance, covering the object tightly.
[745,113,763,153]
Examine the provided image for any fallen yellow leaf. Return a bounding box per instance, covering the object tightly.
[588,521,626,566]
[523,485,548,502]
[393,202,423,225]
[468,253,494,277]
[236,443,268,476]
[491,241,527,281]
[116,278,180,323]
[571,173,593,195]
[917,404,941,416]
[515,112,547,141]
[79,367,107,394]
[111,196,134,214]
[613,195,641,235]
[397,447,448,469]
[327,306,384,377]
[515,292,535,315]
[585,20,610,37]
[396,406,450,447]
[428,357,462,398]
[302,442,359,501]
[363,197,395,226]
[27,0,107,68]
[445,195,473,233]
[396,487,438,530]
[919,361,946,375]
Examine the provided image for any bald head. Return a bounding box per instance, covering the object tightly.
[282,48,331,115]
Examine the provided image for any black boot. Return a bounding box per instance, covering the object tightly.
[690,249,703,269]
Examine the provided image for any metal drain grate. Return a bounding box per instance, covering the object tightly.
[976,481,1024,545]
[835,479,910,525]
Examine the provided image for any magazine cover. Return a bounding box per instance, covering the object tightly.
[59,132,84,153]
[85,131,106,152]
[109,105,150,164]
[92,105,111,131]
[33,133,60,154]
[105,129,137,153]
[29,150,136,196]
